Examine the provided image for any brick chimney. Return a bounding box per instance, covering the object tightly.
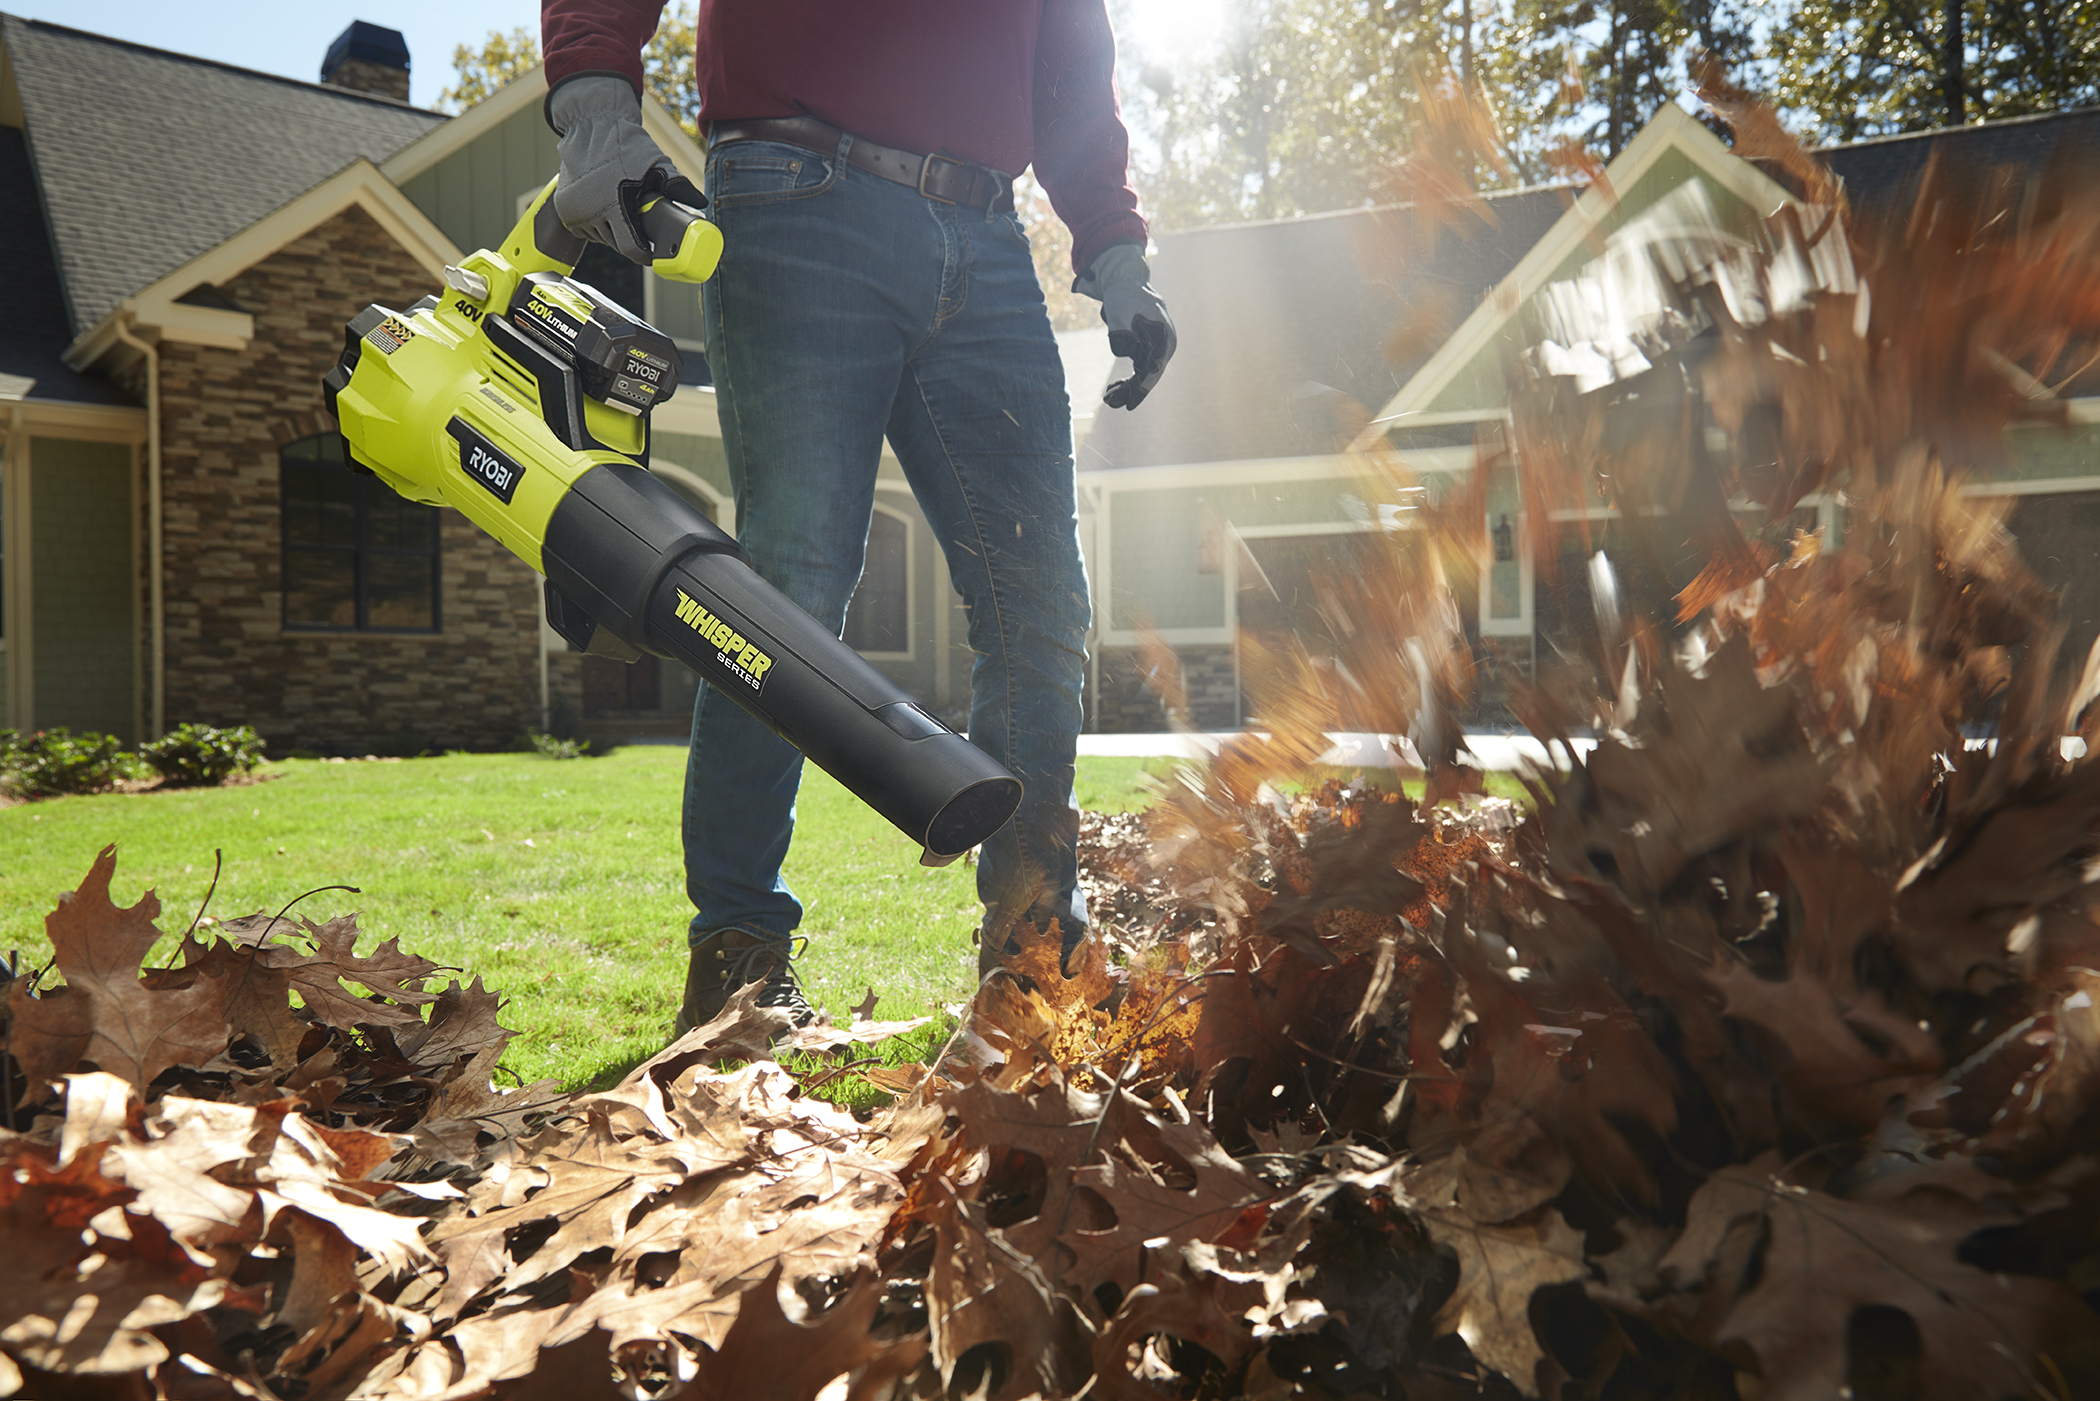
[320,21,410,102]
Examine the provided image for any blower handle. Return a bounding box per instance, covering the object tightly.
[637,188,723,284]
[502,175,722,285]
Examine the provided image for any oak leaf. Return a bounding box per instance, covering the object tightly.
[1063,1115,1265,1301]
[1422,1205,1587,1398]
[927,1186,1091,1401]
[9,847,231,1092]
[677,1265,923,1401]
[1662,1156,2089,1401]
[0,1142,225,1374]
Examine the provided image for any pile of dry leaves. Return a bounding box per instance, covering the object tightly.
[13,101,2100,1399]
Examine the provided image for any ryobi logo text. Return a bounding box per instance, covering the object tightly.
[673,589,773,692]
[444,420,525,506]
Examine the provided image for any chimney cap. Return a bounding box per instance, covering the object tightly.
[322,20,410,79]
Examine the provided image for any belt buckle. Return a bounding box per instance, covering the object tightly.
[916,152,967,205]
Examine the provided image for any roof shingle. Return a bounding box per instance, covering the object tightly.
[1,15,444,338]
[0,124,130,404]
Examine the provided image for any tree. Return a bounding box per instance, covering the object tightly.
[435,5,701,135]
[641,5,701,137]
[1763,0,2100,140]
[1466,0,1763,169]
[1128,0,1456,229]
[435,26,539,112]
[1014,175,1098,331]
[1120,0,1754,231]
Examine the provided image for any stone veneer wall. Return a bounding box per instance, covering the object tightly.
[1091,644,1238,733]
[154,206,542,754]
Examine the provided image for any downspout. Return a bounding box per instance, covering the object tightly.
[111,316,163,739]
[2,403,22,730]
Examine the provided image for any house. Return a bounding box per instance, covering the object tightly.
[1079,103,2100,730]
[0,16,984,753]
[16,12,2096,752]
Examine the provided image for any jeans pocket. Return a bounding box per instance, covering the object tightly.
[707,141,839,208]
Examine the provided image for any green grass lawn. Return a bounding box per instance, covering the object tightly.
[0,748,1525,1091]
[0,749,1163,1090]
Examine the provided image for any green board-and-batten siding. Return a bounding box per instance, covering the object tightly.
[30,437,135,741]
[1107,477,1365,632]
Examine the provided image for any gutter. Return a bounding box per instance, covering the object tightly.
[110,316,164,739]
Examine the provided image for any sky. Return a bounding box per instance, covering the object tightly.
[2,1,541,108]
[3,1,1234,110]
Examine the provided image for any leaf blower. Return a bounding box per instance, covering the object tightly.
[322,179,1022,861]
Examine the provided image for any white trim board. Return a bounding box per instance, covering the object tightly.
[1963,474,2100,497]
[65,159,461,370]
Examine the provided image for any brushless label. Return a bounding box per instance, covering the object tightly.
[672,587,773,692]
[445,419,525,505]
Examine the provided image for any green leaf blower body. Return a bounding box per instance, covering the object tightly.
[322,184,1022,860]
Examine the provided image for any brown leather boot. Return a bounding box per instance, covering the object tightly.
[674,928,814,1037]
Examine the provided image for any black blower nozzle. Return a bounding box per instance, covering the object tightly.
[539,463,1020,860]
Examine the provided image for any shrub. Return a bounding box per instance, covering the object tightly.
[528,731,592,760]
[1,727,133,797]
[141,722,266,786]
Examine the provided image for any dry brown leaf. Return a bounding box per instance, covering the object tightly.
[927,1186,1091,1401]
[1063,1115,1265,1301]
[1663,1156,2089,1401]
[675,1266,921,1401]
[9,848,231,1092]
[1421,1206,1588,1398]
[220,911,441,1030]
[1401,1112,1572,1225]
[0,1142,226,1375]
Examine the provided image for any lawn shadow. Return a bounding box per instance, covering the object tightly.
[574,1046,658,1094]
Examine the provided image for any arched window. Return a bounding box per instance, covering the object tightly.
[843,506,909,655]
[281,434,440,631]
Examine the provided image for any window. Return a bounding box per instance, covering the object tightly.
[843,507,909,654]
[281,434,440,631]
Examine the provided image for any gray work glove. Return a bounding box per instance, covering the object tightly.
[1075,243,1176,410]
[548,74,692,264]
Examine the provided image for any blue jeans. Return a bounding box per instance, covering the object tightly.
[683,135,1091,952]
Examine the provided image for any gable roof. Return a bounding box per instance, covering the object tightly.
[1816,104,2100,212]
[0,125,128,405]
[1080,184,1570,473]
[1361,104,1798,441]
[63,158,462,372]
[0,15,444,337]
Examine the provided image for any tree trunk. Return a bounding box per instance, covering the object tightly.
[1943,0,1967,124]
[1460,0,1475,94]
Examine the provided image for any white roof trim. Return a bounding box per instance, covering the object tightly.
[641,96,707,184]
[1353,104,1799,450]
[380,65,707,189]
[381,67,549,182]
[65,158,461,369]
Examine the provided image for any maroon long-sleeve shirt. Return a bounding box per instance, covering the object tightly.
[541,0,1147,273]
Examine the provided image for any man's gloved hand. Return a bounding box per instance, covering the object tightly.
[1075,244,1176,410]
[549,74,696,264]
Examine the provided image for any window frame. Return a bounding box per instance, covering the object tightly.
[843,499,914,660]
[279,435,442,635]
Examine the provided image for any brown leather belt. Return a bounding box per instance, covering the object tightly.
[708,116,1015,213]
